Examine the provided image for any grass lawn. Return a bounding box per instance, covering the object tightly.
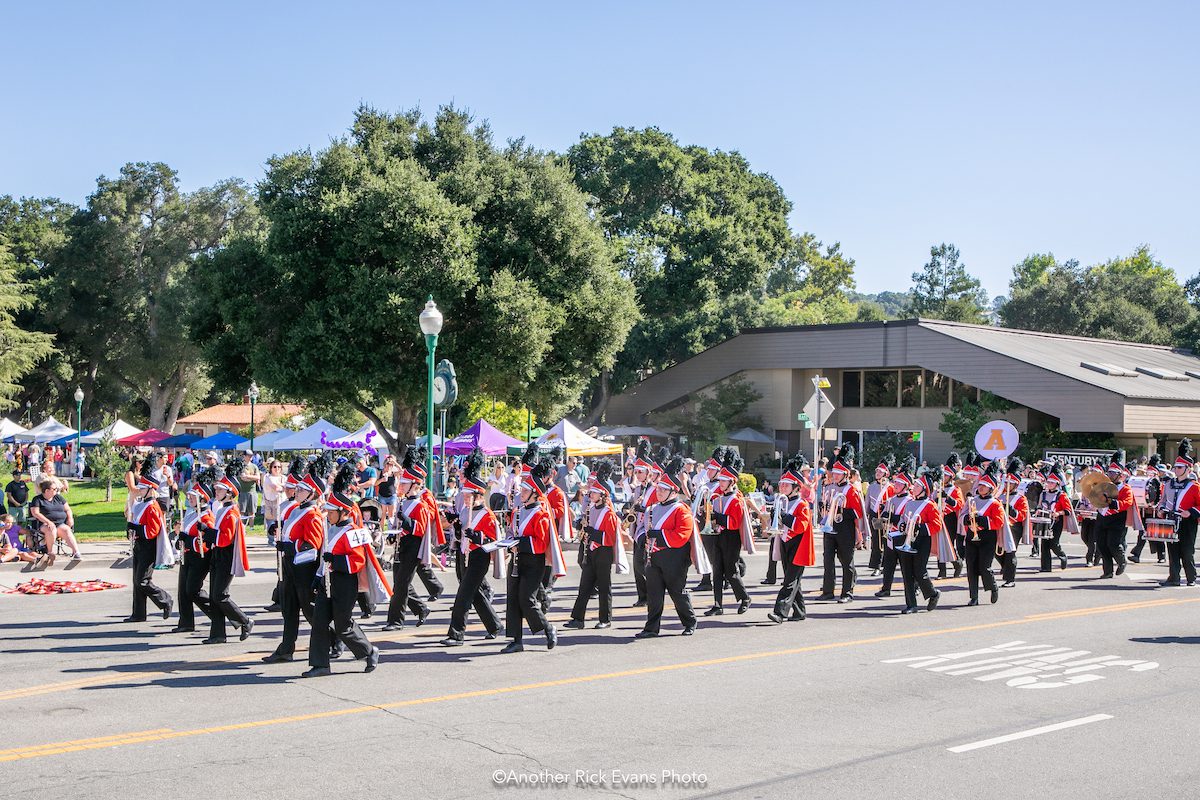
[3,467,130,541]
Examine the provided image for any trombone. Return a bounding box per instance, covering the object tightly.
[819,487,844,534]
[966,496,981,542]
[895,510,919,553]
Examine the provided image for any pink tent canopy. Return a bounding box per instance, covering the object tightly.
[115,428,171,447]
[441,419,525,456]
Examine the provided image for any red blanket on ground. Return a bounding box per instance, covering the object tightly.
[3,578,126,595]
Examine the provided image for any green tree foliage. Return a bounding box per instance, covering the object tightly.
[938,392,1015,451]
[465,397,536,440]
[860,431,915,476]
[36,164,252,430]
[568,127,794,420]
[0,244,56,408]
[849,290,910,319]
[194,106,636,453]
[652,375,763,457]
[85,423,127,501]
[759,235,859,326]
[1001,246,1195,345]
[908,243,988,323]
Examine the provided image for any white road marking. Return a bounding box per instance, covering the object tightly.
[948,714,1113,753]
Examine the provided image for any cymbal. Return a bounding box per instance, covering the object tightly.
[1078,471,1117,508]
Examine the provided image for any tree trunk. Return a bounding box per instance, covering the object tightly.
[164,381,188,433]
[582,369,612,427]
[105,478,113,502]
[352,400,418,458]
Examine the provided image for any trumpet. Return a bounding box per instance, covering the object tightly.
[819,487,844,534]
[896,511,919,553]
[967,496,980,542]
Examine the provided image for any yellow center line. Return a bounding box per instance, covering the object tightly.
[0,729,173,757]
[3,594,1196,763]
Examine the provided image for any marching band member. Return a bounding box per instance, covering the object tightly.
[1162,439,1200,587]
[407,447,446,602]
[501,458,559,653]
[705,449,755,616]
[816,444,865,603]
[895,466,942,614]
[124,459,174,624]
[204,459,253,644]
[1076,459,1103,565]
[1095,449,1136,579]
[1129,455,1167,565]
[636,455,699,638]
[767,454,814,624]
[441,448,502,645]
[866,454,896,576]
[999,458,1029,588]
[935,453,964,579]
[303,466,386,677]
[264,458,305,614]
[693,447,724,593]
[874,456,913,599]
[540,446,573,611]
[1036,462,1074,572]
[960,461,1004,606]
[171,468,217,633]
[263,456,330,665]
[382,447,434,631]
[565,458,628,629]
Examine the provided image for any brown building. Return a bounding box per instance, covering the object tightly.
[175,403,306,439]
[605,319,1200,463]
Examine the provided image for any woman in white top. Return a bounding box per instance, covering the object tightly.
[261,459,286,543]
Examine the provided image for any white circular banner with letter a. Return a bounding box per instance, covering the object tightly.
[974,420,1019,460]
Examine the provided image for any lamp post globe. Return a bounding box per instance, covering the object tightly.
[73,387,84,480]
[419,296,442,491]
[248,381,260,451]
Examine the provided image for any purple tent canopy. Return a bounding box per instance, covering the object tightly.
[441,419,525,456]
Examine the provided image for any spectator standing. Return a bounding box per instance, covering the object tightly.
[355,456,378,500]
[123,455,144,522]
[568,455,589,485]
[377,454,399,522]
[151,451,177,516]
[176,449,194,483]
[261,459,285,545]
[238,451,261,528]
[27,442,41,476]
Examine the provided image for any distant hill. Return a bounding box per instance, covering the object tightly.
[850,290,910,319]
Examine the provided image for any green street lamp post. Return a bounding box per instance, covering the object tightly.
[73,386,84,480]
[419,296,443,491]
[248,381,260,451]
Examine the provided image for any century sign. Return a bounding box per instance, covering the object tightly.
[1043,448,1112,469]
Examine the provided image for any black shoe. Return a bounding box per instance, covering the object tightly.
[1128,555,1140,564]
[382,622,403,631]
[201,637,227,645]
[1001,581,1016,588]
[364,646,380,673]
[416,608,429,627]
[264,602,281,613]
[262,651,293,663]
[122,616,146,623]
[874,589,891,598]
[359,611,372,620]
[545,625,557,650]
[1188,581,1197,587]
[1157,556,1166,564]
[484,630,498,640]
[837,595,853,604]
[936,569,947,580]
[788,611,806,621]
[161,597,173,620]
[440,635,464,647]
[694,580,712,592]
[760,579,776,585]
[330,646,344,660]
[681,626,695,636]
[767,612,784,624]
[967,598,980,607]
[428,592,442,602]
[1160,579,1182,587]
[815,593,836,601]
[240,618,254,641]
[927,591,941,611]
[594,622,611,629]
[563,619,585,630]
[1059,555,1068,570]
[169,626,194,634]
[301,666,332,678]
[634,630,658,639]
[869,568,880,577]
[1039,568,1051,573]
[1116,563,1126,576]
[632,599,647,608]
[901,606,918,615]
[703,605,723,616]
[500,641,525,654]
[1099,572,1114,579]
[990,587,1000,604]
[737,599,751,614]
[953,563,963,577]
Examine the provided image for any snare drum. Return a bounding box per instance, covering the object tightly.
[1144,517,1179,542]
[1030,514,1055,539]
[1076,508,1097,520]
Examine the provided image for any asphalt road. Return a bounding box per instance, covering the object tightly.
[2,535,1198,799]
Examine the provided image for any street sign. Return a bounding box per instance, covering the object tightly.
[803,421,814,429]
[797,412,810,422]
[974,420,1019,460]
[802,390,834,428]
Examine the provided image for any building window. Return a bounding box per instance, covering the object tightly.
[841,371,861,408]
[951,380,979,407]
[184,428,204,437]
[900,369,922,408]
[924,371,949,407]
[774,430,803,455]
[859,430,923,461]
[863,370,898,407]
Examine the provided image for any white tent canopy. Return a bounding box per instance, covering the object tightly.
[13,416,77,443]
[726,427,774,445]
[79,419,142,446]
[0,418,27,439]
[536,419,622,457]
[272,418,353,451]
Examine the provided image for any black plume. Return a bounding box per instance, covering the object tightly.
[531,456,552,487]
[332,462,355,494]
[594,458,615,485]
[900,454,917,477]
[139,457,156,479]
[636,439,650,462]
[1180,438,1193,462]
[709,446,725,463]
[1007,456,1024,477]
[722,448,744,476]
[877,452,895,470]
[194,466,219,497]
[464,447,484,485]
[665,454,684,478]
[522,442,541,468]
[288,456,306,483]
[549,445,564,464]
[945,452,961,470]
[655,445,671,468]
[785,451,809,473]
[1147,453,1162,469]
[982,460,1002,484]
[839,443,856,467]
[309,452,332,482]
[1110,449,1126,466]
[966,450,980,468]
[225,456,244,483]
[413,445,428,468]
[400,444,418,472]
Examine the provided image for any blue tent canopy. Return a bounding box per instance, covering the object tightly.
[157,433,202,449]
[230,428,295,452]
[190,431,249,451]
[46,431,91,447]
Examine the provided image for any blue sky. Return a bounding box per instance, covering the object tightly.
[3,1,1197,297]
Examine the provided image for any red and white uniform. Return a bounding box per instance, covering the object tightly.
[712,489,757,554]
[545,484,572,541]
[775,493,814,567]
[513,502,552,555]
[214,503,251,576]
[181,507,215,555]
[133,500,165,541]
[647,499,695,550]
[586,500,629,574]
[904,497,944,537]
[960,496,1006,532]
[323,522,392,603]
[1170,480,1200,517]
[286,504,326,557]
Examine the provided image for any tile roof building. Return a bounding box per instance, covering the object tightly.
[175,403,306,438]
